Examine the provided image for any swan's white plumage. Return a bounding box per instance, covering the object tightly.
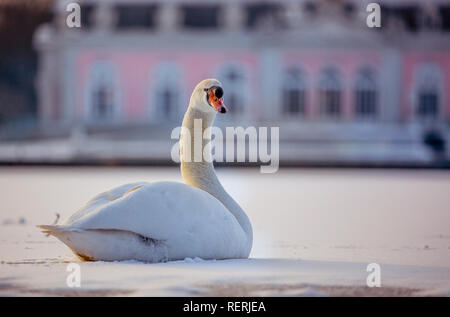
[38,79,253,262]
[40,181,247,261]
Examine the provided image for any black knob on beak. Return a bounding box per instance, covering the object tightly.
[215,87,223,99]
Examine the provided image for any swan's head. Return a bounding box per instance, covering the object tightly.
[190,78,228,114]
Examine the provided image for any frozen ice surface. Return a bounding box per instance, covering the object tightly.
[1,167,449,296]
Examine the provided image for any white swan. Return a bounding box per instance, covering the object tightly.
[38,79,252,262]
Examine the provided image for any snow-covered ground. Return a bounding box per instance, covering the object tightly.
[1,167,449,296]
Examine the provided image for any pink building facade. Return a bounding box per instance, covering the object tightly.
[34,0,450,163]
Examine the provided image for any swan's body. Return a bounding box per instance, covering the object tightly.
[38,79,253,262]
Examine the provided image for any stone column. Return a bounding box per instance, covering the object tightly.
[284,1,303,29]
[223,2,244,31]
[158,3,179,31]
[260,49,282,121]
[93,3,116,32]
[380,49,402,123]
[34,24,58,123]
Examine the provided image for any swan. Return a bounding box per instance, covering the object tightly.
[37,79,252,262]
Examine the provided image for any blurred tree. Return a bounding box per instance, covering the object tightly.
[0,0,53,125]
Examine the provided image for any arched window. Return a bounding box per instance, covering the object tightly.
[355,68,378,119]
[282,68,306,116]
[419,4,441,31]
[150,63,182,122]
[415,63,441,121]
[319,67,341,118]
[217,65,247,115]
[87,61,120,120]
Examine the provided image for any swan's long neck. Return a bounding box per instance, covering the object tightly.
[180,105,253,253]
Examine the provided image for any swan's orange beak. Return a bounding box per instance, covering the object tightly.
[208,90,227,114]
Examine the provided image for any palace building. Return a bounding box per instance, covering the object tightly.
[33,0,450,164]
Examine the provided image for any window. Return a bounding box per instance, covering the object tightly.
[303,2,317,15]
[282,68,306,116]
[418,91,438,119]
[92,85,114,119]
[80,5,95,29]
[217,66,247,115]
[181,5,220,29]
[116,5,157,29]
[245,3,284,29]
[415,64,441,121]
[343,2,356,17]
[382,6,420,32]
[87,62,119,120]
[155,86,179,121]
[420,4,441,30]
[439,6,450,31]
[355,68,378,119]
[150,63,181,122]
[319,68,341,118]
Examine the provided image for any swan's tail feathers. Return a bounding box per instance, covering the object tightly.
[36,224,79,235]
[36,225,169,263]
[37,224,59,234]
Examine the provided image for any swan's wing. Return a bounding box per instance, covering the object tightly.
[55,181,248,259]
[63,182,148,225]
[62,181,245,248]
